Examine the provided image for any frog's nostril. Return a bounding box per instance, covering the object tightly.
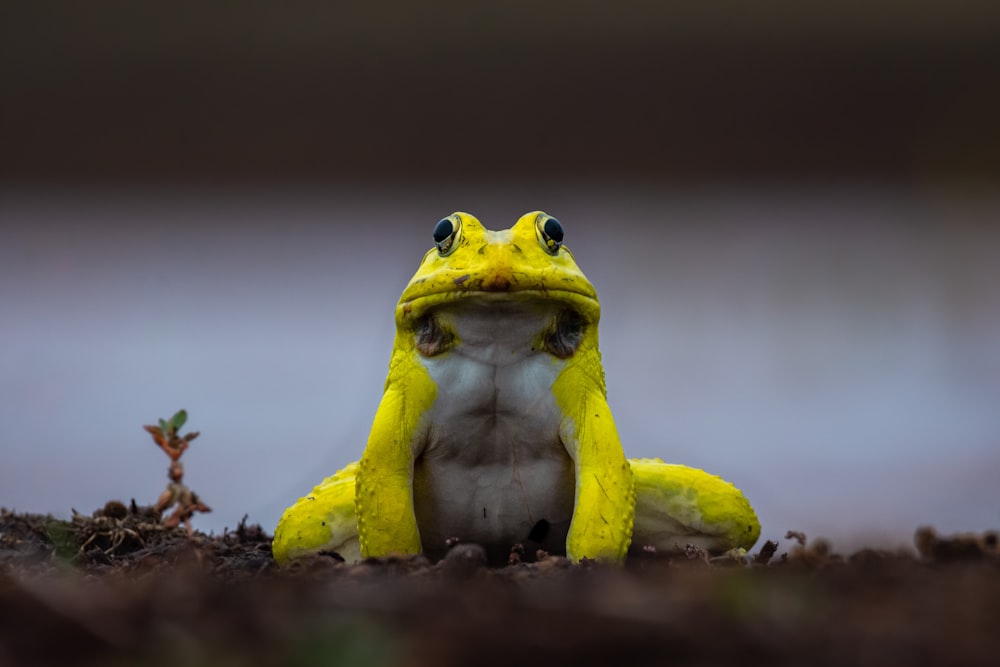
[483,275,512,292]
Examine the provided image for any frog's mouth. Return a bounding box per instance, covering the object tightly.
[399,263,599,319]
[400,287,599,322]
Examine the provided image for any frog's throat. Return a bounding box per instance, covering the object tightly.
[396,289,601,327]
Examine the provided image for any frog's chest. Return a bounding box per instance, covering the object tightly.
[410,299,576,561]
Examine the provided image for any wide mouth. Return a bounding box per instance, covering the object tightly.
[397,288,600,324]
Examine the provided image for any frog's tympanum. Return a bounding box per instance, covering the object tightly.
[273,212,760,565]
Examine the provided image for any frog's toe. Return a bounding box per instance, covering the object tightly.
[272,461,361,565]
[628,458,760,556]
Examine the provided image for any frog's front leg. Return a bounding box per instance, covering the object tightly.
[354,385,429,558]
[354,350,438,558]
[555,373,636,562]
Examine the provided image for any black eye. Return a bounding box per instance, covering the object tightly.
[433,218,452,243]
[434,216,461,255]
[544,218,564,244]
[536,215,564,254]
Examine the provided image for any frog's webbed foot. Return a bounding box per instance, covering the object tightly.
[628,458,760,556]
[272,461,362,564]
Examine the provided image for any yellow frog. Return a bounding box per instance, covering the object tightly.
[273,212,760,565]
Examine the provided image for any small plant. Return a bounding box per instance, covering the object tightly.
[143,409,211,535]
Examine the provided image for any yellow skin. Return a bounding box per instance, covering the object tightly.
[274,212,760,565]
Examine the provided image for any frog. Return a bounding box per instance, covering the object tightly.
[273,212,760,565]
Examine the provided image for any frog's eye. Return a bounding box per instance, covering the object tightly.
[433,216,462,256]
[535,214,564,254]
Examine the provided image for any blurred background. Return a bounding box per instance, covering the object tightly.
[2,2,998,550]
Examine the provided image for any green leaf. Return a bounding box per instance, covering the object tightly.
[44,519,77,561]
[158,418,169,432]
[170,409,188,432]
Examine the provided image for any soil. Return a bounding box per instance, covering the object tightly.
[1,502,998,667]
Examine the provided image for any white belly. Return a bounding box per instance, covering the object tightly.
[412,298,575,562]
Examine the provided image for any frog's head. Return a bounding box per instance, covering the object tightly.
[396,212,600,358]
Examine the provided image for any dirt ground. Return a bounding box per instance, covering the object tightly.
[1,502,998,667]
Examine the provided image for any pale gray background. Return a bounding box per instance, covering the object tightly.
[3,186,998,551]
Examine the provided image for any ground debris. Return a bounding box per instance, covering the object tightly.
[784,529,807,546]
[754,540,779,565]
[683,543,711,564]
[2,509,999,667]
[915,525,1000,563]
